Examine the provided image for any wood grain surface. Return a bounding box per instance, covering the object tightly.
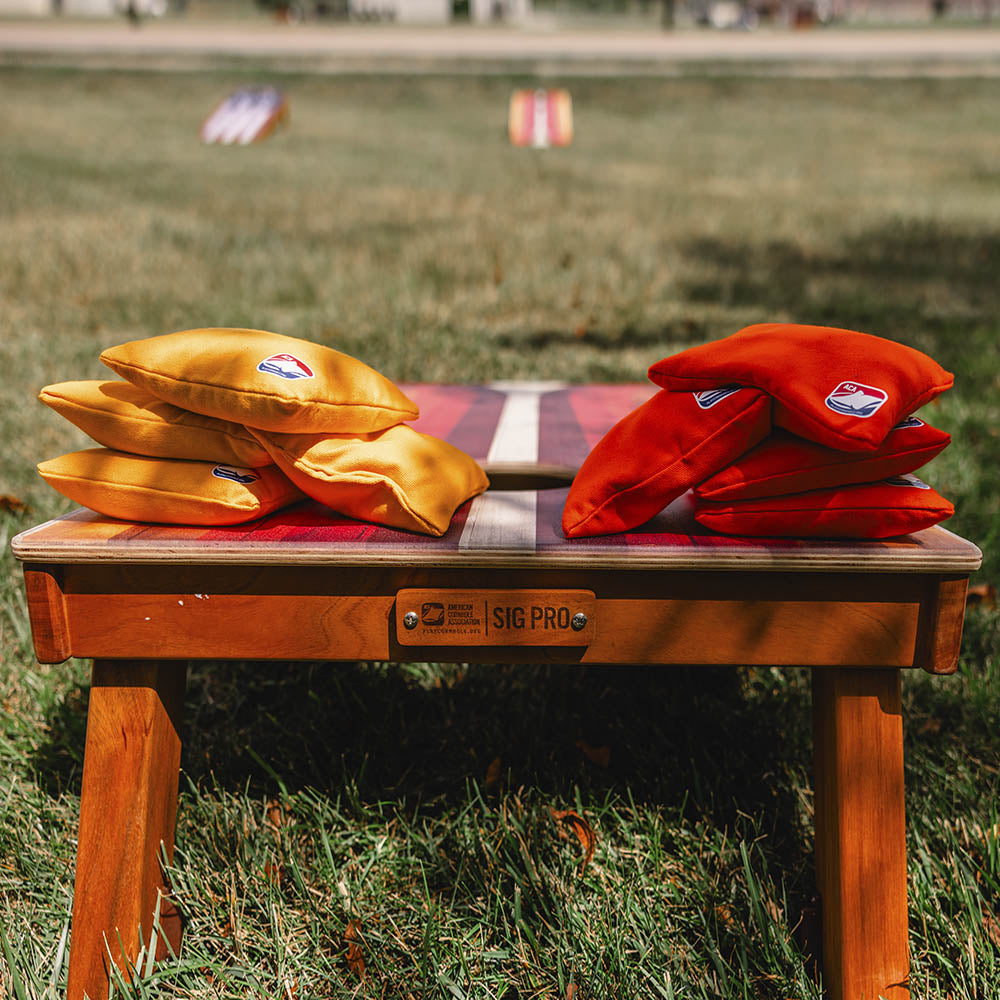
[22,561,956,672]
[67,660,187,1000]
[812,668,910,1000]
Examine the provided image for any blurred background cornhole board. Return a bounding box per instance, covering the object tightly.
[508,89,573,149]
[200,87,289,146]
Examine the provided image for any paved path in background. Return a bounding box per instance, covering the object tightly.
[3,20,1000,73]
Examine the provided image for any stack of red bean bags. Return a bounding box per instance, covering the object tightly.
[562,323,955,539]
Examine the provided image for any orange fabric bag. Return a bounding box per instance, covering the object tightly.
[39,380,272,467]
[251,423,489,537]
[562,387,771,538]
[695,417,950,502]
[101,328,419,434]
[694,475,954,539]
[648,323,953,452]
[37,449,303,525]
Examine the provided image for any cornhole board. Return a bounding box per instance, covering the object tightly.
[200,87,289,146]
[13,382,983,1000]
[508,88,573,148]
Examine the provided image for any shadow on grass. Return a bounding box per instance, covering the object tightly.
[177,659,813,852]
[31,657,812,844]
[679,220,1000,389]
[492,321,707,352]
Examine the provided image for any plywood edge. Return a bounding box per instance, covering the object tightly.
[8,541,983,574]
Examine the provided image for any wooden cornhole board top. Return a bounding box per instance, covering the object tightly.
[12,383,983,574]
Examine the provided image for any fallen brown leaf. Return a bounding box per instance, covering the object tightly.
[714,903,736,931]
[266,799,284,828]
[984,913,1000,948]
[0,495,28,514]
[574,740,611,769]
[550,808,596,873]
[263,862,284,885]
[485,756,502,789]
[919,718,943,736]
[967,584,997,609]
[345,919,366,979]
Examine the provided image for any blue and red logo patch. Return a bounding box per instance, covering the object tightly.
[824,381,889,418]
[886,474,931,489]
[212,465,260,485]
[693,385,742,409]
[257,354,315,380]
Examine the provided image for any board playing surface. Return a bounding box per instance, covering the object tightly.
[12,383,982,573]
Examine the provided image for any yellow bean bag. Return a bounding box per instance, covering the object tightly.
[39,380,272,467]
[100,328,418,434]
[37,449,303,525]
[252,423,488,536]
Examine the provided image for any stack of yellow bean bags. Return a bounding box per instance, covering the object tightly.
[37,328,488,534]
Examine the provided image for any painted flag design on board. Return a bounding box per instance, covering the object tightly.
[201,87,289,146]
[508,89,574,148]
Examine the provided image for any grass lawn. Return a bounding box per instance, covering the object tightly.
[1,67,999,998]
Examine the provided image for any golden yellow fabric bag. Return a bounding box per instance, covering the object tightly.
[37,449,303,525]
[100,328,419,434]
[39,380,272,467]
[252,424,489,536]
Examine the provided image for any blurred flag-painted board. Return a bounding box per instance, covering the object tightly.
[201,87,289,146]
[508,89,573,149]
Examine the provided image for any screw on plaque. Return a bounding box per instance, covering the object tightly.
[403,611,419,630]
[571,612,588,631]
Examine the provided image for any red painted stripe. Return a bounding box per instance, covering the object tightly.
[565,384,658,451]
[547,90,561,144]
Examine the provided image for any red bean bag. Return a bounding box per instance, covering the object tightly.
[563,387,771,537]
[695,417,950,502]
[694,475,954,539]
[648,323,952,452]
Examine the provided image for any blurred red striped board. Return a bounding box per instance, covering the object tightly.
[508,89,573,148]
[201,87,289,146]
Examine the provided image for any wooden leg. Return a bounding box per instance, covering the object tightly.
[67,660,187,1000]
[813,668,909,1000]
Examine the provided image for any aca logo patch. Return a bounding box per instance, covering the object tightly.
[212,465,260,485]
[257,354,315,380]
[893,416,924,430]
[693,385,742,409]
[887,474,931,489]
[824,381,889,418]
[421,602,445,626]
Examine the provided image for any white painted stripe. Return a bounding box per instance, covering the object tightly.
[460,490,537,552]
[236,107,275,145]
[486,387,543,465]
[219,101,258,145]
[201,108,231,143]
[460,385,548,552]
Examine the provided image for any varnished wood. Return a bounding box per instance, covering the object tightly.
[22,565,71,664]
[10,504,983,574]
[813,668,909,1000]
[68,660,187,1000]
[58,591,921,666]
[45,564,931,667]
[914,574,970,675]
